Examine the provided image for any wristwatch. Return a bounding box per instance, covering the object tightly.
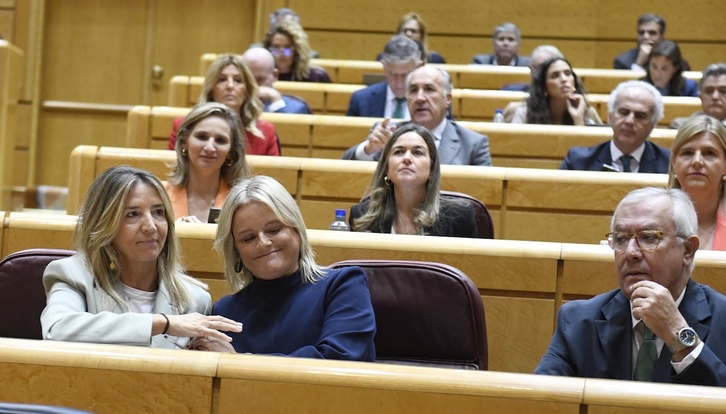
[668,327,699,354]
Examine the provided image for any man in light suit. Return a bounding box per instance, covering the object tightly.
[342,66,492,166]
[535,187,726,386]
[242,47,312,115]
[560,80,670,173]
[471,22,530,67]
[346,35,422,119]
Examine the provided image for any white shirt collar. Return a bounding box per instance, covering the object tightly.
[429,118,448,148]
[610,141,646,172]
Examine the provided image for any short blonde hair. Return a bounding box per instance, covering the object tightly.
[214,175,324,292]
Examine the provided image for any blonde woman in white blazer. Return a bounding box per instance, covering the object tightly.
[41,166,242,348]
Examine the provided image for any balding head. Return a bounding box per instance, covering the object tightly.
[242,47,278,87]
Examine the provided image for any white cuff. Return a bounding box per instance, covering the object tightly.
[671,341,704,374]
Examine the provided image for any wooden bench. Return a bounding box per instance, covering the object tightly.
[68,145,677,245]
[5,337,726,413]
[126,106,678,167]
[169,76,699,127]
[4,211,726,375]
[199,54,702,94]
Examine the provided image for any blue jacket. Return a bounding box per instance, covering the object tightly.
[346,82,387,117]
[559,140,670,173]
[535,279,726,386]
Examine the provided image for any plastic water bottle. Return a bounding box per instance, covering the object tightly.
[329,209,350,231]
[493,109,505,123]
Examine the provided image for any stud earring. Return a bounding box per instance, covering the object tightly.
[109,261,116,271]
[181,148,188,157]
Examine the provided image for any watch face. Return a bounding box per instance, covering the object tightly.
[679,328,697,346]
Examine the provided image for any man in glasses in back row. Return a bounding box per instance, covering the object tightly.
[535,187,726,386]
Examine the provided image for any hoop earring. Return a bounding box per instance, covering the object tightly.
[234,259,243,273]
[384,175,391,186]
[181,148,188,157]
[226,157,233,167]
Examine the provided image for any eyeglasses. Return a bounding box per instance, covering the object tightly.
[605,230,675,251]
[268,46,295,57]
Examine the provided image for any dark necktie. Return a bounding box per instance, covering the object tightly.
[633,324,657,381]
[620,155,633,173]
[392,98,406,119]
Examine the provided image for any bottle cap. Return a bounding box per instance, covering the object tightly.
[335,209,346,217]
[495,108,503,113]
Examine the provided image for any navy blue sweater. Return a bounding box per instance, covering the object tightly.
[213,266,376,361]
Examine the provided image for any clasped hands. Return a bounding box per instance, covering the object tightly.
[157,313,242,352]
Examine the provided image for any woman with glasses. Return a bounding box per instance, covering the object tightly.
[168,54,280,156]
[668,114,726,250]
[511,57,602,125]
[643,40,698,97]
[191,175,376,360]
[41,166,242,348]
[376,12,445,64]
[263,20,331,83]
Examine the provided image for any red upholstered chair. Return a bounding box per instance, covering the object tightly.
[0,249,75,339]
[330,259,487,370]
[440,190,494,239]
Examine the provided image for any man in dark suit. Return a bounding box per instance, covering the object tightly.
[614,14,690,71]
[671,63,726,129]
[346,35,422,119]
[342,66,491,166]
[560,80,670,173]
[242,47,312,115]
[471,22,530,67]
[535,187,726,386]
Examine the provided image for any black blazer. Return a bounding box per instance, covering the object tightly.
[559,140,670,173]
[349,199,477,238]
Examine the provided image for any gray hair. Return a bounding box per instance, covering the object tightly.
[406,66,453,94]
[700,63,726,90]
[269,8,300,26]
[611,187,698,272]
[607,80,664,124]
[381,35,422,65]
[530,45,563,69]
[493,22,521,42]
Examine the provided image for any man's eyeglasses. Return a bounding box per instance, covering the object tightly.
[605,230,675,251]
[268,46,295,57]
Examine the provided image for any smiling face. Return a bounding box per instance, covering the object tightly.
[111,183,168,275]
[232,201,301,280]
[608,87,657,154]
[545,59,575,100]
[386,131,432,189]
[407,67,451,130]
[613,195,693,299]
[492,30,519,64]
[672,132,726,197]
[183,116,232,177]
[212,64,247,113]
[648,55,677,89]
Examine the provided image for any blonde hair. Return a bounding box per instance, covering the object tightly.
[668,114,726,191]
[263,20,312,81]
[214,175,325,292]
[200,53,265,139]
[169,102,249,188]
[74,166,206,310]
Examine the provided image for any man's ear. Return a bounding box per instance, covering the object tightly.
[272,68,279,81]
[683,234,700,267]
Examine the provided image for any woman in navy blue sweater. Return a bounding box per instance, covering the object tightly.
[191,175,376,361]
